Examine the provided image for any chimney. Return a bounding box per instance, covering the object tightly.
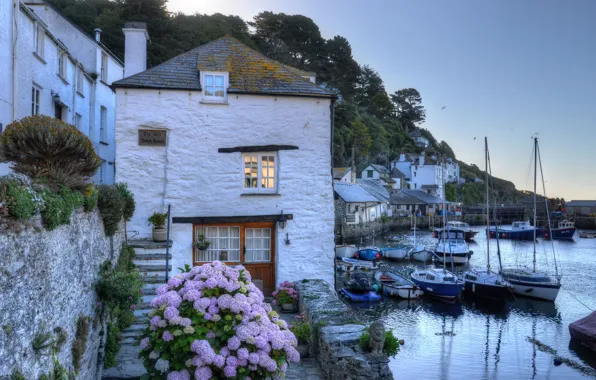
[94,28,102,42]
[123,21,150,78]
[399,152,406,162]
[419,153,425,166]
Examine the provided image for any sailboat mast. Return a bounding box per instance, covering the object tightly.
[442,159,447,273]
[533,137,537,272]
[485,137,490,272]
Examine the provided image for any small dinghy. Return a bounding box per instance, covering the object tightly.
[354,247,381,261]
[340,273,382,302]
[339,288,382,302]
[375,271,422,299]
[341,257,378,270]
[335,244,358,258]
[381,247,408,261]
[410,247,432,262]
[569,311,596,352]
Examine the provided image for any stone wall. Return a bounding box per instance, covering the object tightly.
[296,280,393,380]
[0,210,124,379]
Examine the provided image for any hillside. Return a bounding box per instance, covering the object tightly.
[47,0,525,205]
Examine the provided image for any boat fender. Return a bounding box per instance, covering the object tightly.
[373,284,381,293]
[553,357,563,366]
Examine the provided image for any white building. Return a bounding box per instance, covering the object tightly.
[113,35,336,294]
[0,0,123,184]
[334,182,383,224]
[391,152,459,199]
[333,167,354,183]
[361,163,390,180]
[409,129,429,148]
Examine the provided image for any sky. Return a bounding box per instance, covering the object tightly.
[167,0,596,200]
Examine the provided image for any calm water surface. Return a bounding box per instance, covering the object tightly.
[337,228,596,380]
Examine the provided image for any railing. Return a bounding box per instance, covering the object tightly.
[165,204,171,282]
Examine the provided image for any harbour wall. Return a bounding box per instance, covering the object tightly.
[296,279,393,380]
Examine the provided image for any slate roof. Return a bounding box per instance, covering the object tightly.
[369,164,390,174]
[421,184,439,189]
[566,200,596,207]
[409,129,423,138]
[391,189,444,205]
[112,36,335,98]
[357,179,390,203]
[334,183,379,203]
[333,167,351,180]
[391,167,408,178]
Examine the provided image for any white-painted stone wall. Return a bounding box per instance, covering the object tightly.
[0,2,121,184]
[115,89,335,286]
[361,165,381,180]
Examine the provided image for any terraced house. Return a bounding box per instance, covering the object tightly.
[113,34,336,294]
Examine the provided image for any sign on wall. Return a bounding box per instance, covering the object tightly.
[138,129,167,146]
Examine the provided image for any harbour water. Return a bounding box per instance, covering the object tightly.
[336,227,596,380]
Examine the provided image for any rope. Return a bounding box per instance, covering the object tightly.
[561,285,594,312]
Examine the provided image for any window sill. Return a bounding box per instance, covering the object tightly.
[99,141,109,146]
[200,99,228,105]
[76,91,85,98]
[33,52,46,64]
[241,193,281,197]
[57,74,69,85]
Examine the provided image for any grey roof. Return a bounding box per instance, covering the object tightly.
[334,183,379,203]
[391,189,444,205]
[333,167,351,180]
[409,129,423,138]
[369,164,390,174]
[357,179,390,203]
[391,167,408,178]
[566,200,596,207]
[421,184,439,189]
[112,36,335,98]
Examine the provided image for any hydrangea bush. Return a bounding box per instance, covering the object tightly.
[139,262,300,379]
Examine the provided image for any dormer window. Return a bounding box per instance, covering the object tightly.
[201,72,228,103]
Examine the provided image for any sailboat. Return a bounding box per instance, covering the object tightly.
[501,137,561,302]
[409,213,432,262]
[463,138,512,300]
[411,160,464,301]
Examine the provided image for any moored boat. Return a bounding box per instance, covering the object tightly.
[410,248,432,262]
[339,288,382,302]
[579,231,596,238]
[569,311,596,352]
[433,228,472,265]
[501,268,561,301]
[375,271,422,299]
[354,247,381,261]
[544,220,576,240]
[340,272,382,302]
[335,244,358,258]
[381,247,408,260]
[341,257,378,270]
[411,268,463,301]
[487,221,542,240]
[434,221,478,241]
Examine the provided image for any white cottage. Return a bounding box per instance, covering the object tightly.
[113,36,336,294]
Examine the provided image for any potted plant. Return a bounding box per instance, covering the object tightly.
[193,234,211,251]
[147,212,168,242]
[290,315,311,358]
[272,281,298,312]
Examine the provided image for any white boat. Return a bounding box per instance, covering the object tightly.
[500,137,561,302]
[435,221,478,241]
[335,244,358,258]
[410,248,432,262]
[375,271,423,299]
[341,257,378,270]
[381,247,408,260]
[434,228,471,265]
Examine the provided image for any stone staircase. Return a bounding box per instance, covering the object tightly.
[102,239,172,379]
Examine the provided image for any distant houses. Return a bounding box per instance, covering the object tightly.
[565,200,596,216]
[409,129,429,148]
[390,152,460,198]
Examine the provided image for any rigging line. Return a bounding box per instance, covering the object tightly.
[487,140,503,271]
[561,285,594,312]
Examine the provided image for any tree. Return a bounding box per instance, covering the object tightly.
[317,36,361,99]
[391,88,426,128]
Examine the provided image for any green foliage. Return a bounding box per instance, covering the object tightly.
[359,329,401,358]
[3,178,39,219]
[178,263,192,273]
[380,214,389,223]
[391,88,426,128]
[115,183,135,221]
[290,320,311,344]
[445,183,457,202]
[0,116,101,189]
[83,185,98,212]
[10,370,25,380]
[39,187,83,231]
[72,316,90,372]
[39,356,73,380]
[97,185,124,236]
[53,327,67,353]
[147,212,167,228]
[117,244,136,271]
[3,324,13,335]
[32,330,53,353]
[103,323,120,369]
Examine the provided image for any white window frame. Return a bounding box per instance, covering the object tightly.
[31,85,41,116]
[100,106,107,142]
[57,49,66,78]
[75,113,82,130]
[77,67,84,94]
[242,152,278,194]
[35,23,45,58]
[200,71,228,103]
[101,53,108,82]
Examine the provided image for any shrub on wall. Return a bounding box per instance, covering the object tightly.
[138,262,300,379]
[72,316,90,372]
[0,176,42,219]
[97,185,124,236]
[83,185,99,212]
[115,183,135,222]
[0,115,102,190]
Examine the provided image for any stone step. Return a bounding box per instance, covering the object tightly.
[121,336,141,345]
[141,295,155,304]
[141,274,167,284]
[134,314,150,325]
[133,253,172,263]
[122,329,145,339]
[128,239,173,249]
[136,264,171,272]
[141,283,161,296]
[136,301,151,310]
[134,309,150,318]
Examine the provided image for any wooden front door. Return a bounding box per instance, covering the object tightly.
[192,222,276,295]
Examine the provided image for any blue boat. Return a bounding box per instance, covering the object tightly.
[354,247,381,261]
[544,220,576,240]
[411,268,464,301]
[487,221,542,240]
[339,288,382,302]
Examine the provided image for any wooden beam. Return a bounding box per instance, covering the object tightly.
[172,214,294,224]
[218,145,299,153]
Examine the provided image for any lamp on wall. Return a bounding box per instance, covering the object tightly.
[278,210,287,230]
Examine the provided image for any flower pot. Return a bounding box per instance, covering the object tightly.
[152,227,167,242]
[297,342,310,358]
[280,303,297,313]
[194,242,210,251]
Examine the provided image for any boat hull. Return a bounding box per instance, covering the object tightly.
[434,252,470,265]
[488,228,542,240]
[355,248,380,261]
[335,245,358,258]
[381,248,408,260]
[508,280,561,302]
[410,250,432,262]
[411,278,462,300]
[384,284,423,299]
[546,227,576,240]
[464,281,511,300]
[339,289,382,302]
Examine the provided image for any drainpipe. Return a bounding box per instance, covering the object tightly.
[12,0,18,120]
[165,204,171,282]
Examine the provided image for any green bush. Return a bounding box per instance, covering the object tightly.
[117,244,136,272]
[32,329,53,353]
[96,265,142,312]
[0,115,101,189]
[97,185,124,236]
[290,319,311,344]
[53,327,67,353]
[103,323,120,369]
[39,357,72,380]
[4,179,38,219]
[83,185,98,212]
[359,329,401,358]
[115,183,135,222]
[147,211,167,228]
[40,190,65,231]
[10,370,25,380]
[72,316,89,372]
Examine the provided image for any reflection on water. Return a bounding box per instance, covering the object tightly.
[335,229,596,380]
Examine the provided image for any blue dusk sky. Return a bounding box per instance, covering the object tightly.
[168,0,596,200]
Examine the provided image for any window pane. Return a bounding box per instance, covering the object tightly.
[205,75,214,85]
[245,228,271,263]
[215,75,224,86]
[205,86,214,96]
[195,226,240,262]
[244,155,258,188]
[215,87,224,97]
